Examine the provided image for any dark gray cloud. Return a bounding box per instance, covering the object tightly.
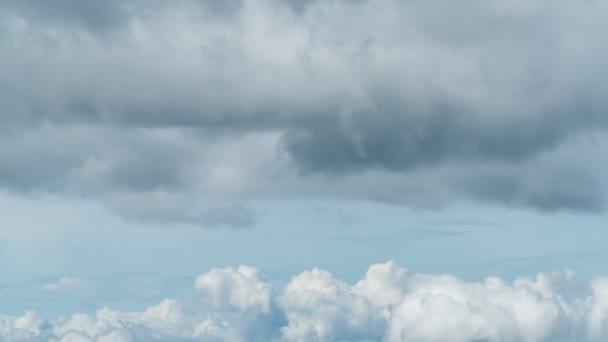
[198,203,258,229]
[452,162,605,212]
[0,0,607,221]
[0,0,134,32]
[281,104,595,173]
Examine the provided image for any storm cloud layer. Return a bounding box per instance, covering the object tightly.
[2,0,608,223]
[5,261,608,341]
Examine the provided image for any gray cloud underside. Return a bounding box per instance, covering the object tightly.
[1,0,608,222]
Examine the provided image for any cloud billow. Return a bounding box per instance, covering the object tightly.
[5,261,608,341]
[1,0,607,222]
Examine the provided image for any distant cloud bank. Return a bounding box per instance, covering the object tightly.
[3,261,608,341]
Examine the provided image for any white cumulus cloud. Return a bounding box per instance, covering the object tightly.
[3,262,608,341]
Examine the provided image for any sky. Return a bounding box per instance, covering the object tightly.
[2,0,608,341]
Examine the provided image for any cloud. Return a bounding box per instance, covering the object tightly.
[41,277,96,293]
[1,0,608,221]
[195,266,273,314]
[195,266,286,341]
[108,192,258,228]
[0,0,132,32]
[197,204,258,229]
[387,272,578,341]
[5,261,608,341]
[34,273,197,314]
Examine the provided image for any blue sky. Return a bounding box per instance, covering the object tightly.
[2,193,608,318]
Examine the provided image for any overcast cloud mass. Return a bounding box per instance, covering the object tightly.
[1,0,608,225]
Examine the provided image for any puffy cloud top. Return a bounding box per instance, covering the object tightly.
[3,261,608,341]
[195,265,274,314]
